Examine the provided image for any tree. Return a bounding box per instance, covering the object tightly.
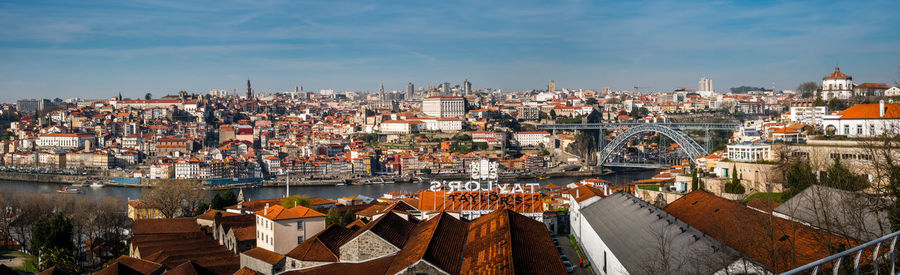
[565,131,596,165]
[211,189,238,210]
[454,134,471,142]
[326,208,344,226]
[585,98,598,105]
[796,82,819,98]
[724,165,746,194]
[421,168,432,175]
[281,195,312,208]
[142,179,207,218]
[31,213,74,253]
[821,157,869,191]
[549,109,557,118]
[144,93,152,100]
[783,159,817,199]
[38,247,77,273]
[691,169,700,191]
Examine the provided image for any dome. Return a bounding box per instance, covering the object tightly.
[824,66,851,80]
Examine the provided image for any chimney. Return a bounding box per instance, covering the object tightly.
[880,100,886,117]
[237,201,243,209]
[576,189,579,199]
[264,203,269,215]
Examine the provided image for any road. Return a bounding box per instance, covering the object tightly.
[558,235,591,275]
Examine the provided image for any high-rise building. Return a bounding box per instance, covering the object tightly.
[441,82,451,95]
[16,99,50,114]
[406,82,414,99]
[463,79,471,95]
[548,80,556,93]
[698,77,714,97]
[246,79,253,99]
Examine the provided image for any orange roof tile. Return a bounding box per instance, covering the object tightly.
[255,204,325,220]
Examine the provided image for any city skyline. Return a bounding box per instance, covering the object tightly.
[1,0,899,102]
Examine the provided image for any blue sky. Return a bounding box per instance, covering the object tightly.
[1,0,899,102]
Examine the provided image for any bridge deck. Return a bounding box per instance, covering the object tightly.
[537,122,740,130]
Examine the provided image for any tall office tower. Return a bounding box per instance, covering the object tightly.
[441,82,451,95]
[407,82,414,99]
[246,79,253,98]
[379,83,385,101]
[463,79,471,95]
[698,77,714,98]
[548,80,556,93]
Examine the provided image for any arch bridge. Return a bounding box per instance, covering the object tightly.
[537,123,740,167]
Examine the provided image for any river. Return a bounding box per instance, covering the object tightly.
[0,169,660,201]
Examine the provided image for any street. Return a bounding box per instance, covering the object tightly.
[558,235,590,275]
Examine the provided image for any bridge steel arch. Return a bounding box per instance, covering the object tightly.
[597,124,707,165]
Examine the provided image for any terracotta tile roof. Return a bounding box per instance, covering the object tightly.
[355,201,416,218]
[93,262,144,275]
[746,197,780,212]
[233,267,264,275]
[214,214,255,233]
[226,198,283,212]
[163,261,217,275]
[345,219,367,231]
[231,226,256,242]
[665,190,860,273]
[242,247,285,265]
[286,225,354,262]
[99,256,164,275]
[835,103,900,119]
[460,209,565,274]
[255,204,325,221]
[280,255,395,275]
[133,218,200,235]
[417,190,544,213]
[37,267,70,275]
[771,127,799,134]
[386,212,468,275]
[347,212,416,249]
[195,209,240,221]
[567,185,606,202]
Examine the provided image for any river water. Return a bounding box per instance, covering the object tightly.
[0,170,659,201]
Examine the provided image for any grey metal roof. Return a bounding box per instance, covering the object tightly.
[774,185,891,241]
[580,192,741,274]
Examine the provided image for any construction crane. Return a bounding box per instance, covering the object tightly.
[634,86,650,94]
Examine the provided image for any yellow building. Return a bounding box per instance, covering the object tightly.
[127,199,164,220]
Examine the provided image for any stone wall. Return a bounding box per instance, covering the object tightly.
[400,260,449,275]
[240,253,282,275]
[338,231,398,262]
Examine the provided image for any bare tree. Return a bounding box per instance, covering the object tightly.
[797,82,820,98]
[141,179,207,218]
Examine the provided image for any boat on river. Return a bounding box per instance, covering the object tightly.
[57,186,84,194]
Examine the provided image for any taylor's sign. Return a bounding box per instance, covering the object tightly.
[429,180,539,194]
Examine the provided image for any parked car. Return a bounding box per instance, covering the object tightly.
[563,260,574,273]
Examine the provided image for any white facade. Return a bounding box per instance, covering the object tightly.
[255,206,327,254]
[413,118,463,132]
[821,101,900,137]
[514,131,551,147]
[422,96,465,118]
[886,87,900,97]
[37,133,95,149]
[698,77,714,97]
[379,120,423,134]
[821,66,853,101]
[726,142,772,162]
[174,160,200,179]
[789,106,828,125]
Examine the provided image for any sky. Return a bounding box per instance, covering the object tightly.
[1,0,899,102]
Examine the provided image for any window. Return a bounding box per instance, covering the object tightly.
[844,125,850,135]
[297,221,303,231]
[857,125,863,135]
[298,236,304,244]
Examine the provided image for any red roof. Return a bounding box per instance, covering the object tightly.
[824,66,850,79]
[836,103,900,119]
[255,204,326,220]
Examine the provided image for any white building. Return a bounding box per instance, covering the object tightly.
[726,142,773,162]
[37,133,95,149]
[885,87,900,97]
[255,204,327,254]
[821,101,900,137]
[698,77,715,98]
[174,158,201,179]
[789,106,828,125]
[821,66,854,101]
[422,96,465,118]
[379,120,423,134]
[411,117,463,132]
[514,131,551,147]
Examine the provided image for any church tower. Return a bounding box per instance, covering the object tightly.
[246,79,253,99]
